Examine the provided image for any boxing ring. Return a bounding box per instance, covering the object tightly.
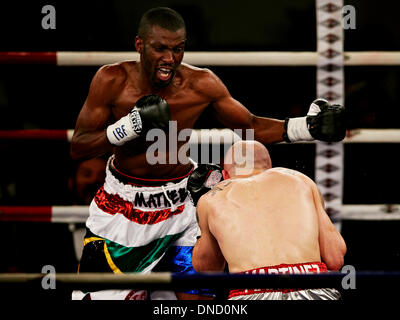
[0,0,399,301]
[0,127,399,223]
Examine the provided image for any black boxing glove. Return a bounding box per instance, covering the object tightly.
[283,98,346,143]
[106,94,171,146]
[187,163,223,206]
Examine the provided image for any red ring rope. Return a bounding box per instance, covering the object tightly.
[0,130,69,141]
[0,52,57,64]
[0,206,89,223]
[0,206,52,222]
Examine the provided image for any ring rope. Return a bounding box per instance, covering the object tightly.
[0,129,72,141]
[1,204,399,223]
[0,3,397,298]
[0,271,399,290]
[1,51,400,66]
[0,129,399,143]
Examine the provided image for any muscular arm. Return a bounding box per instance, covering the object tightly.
[205,70,285,144]
[192,196,226,272]
[70,65,125,160]
[311,182,347,271]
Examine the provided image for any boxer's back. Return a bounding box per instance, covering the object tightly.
[204,168,321,273]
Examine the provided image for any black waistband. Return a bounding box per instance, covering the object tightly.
[109,159,193,187]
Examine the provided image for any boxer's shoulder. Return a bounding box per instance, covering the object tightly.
[95,61,136,85]
[180,62,210,75]
[266,167,315,187]
[269,167,301,176]
[203,179,234,201]
[179,63,226,96]
[90,62,138,100]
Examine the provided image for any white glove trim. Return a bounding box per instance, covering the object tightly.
[106,112,140,146]
[286,116,314,142]
[308,101,322,116]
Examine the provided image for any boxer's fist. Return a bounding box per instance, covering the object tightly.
[307,99,346,142]
[106,94,171,146]
[283,98,346,143]
[134,94,171,133]
[187,164,223,206]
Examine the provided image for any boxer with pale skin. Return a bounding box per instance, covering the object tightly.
[193,140,347,300]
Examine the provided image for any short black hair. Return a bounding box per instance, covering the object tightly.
[138,7,186,39]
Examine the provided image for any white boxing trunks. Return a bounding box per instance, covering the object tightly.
[72,156,210,300]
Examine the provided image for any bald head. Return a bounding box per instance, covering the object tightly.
[223,140,272,178]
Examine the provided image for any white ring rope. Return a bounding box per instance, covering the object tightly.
[2,51,400,66]
[0,129,399,143]
[1,204,398,223]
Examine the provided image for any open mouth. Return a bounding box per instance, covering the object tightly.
[156,67,173,82]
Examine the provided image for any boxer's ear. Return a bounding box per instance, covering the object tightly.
[135,36,143,54]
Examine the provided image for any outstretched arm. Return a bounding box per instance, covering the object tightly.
[192,196,226,272]
[206,70,346,144]
[214,95,286,145]
[205,70,285,144]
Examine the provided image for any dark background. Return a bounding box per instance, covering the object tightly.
[0,0,399,291]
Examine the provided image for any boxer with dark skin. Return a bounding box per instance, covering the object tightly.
[70,27,284,177]
[70,8,344,176]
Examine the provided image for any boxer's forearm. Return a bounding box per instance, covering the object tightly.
[70,129,113,160]
[192,239,226,272]
[319,224,347,271]
[193,253,225,272]
[251,116,285,144]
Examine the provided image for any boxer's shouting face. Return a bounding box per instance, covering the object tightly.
[136,25,186,88]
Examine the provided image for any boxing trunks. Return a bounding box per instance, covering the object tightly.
[228,262,341,300]
[72,156,209,300]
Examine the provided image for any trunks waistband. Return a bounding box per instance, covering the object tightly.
[109,158,193,187]
[228,262,328,299]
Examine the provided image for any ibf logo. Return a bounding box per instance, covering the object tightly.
[112,125,128,141]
